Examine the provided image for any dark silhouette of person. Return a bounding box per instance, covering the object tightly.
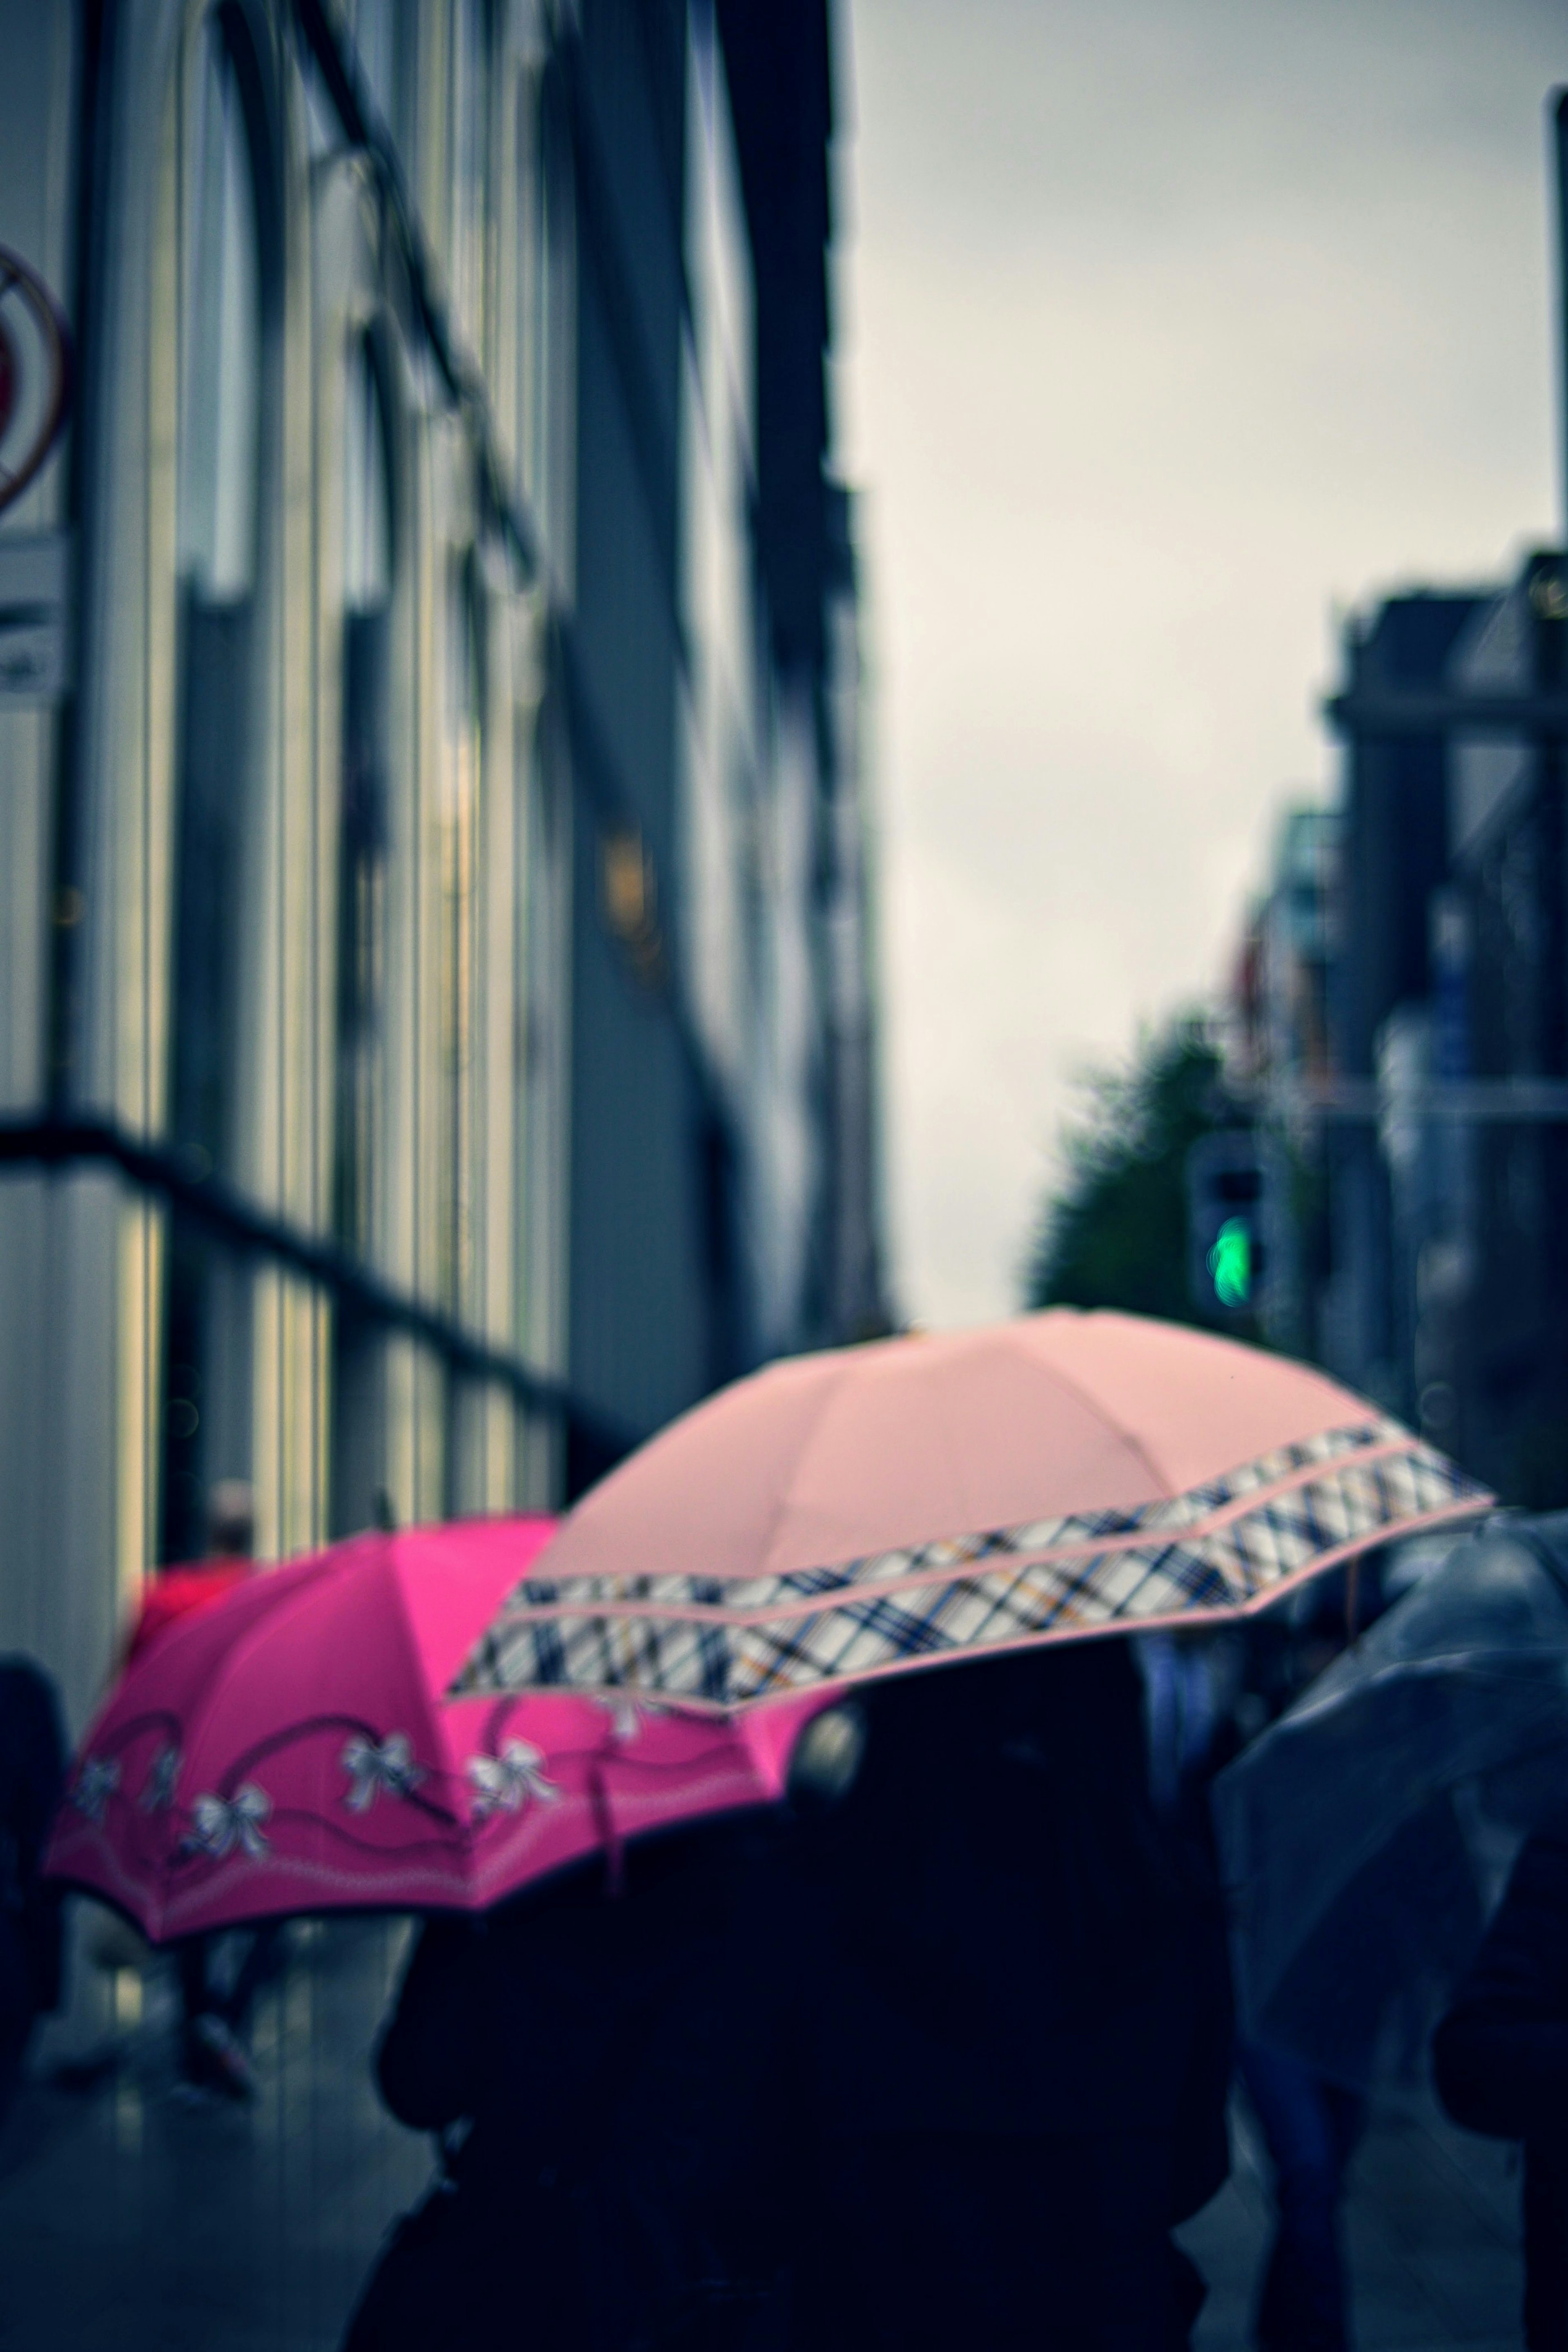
[344,1810,794,2352]
[0,1657,67,2124]
[786,1638,1232,2352]
[1433,1805,1568,2351]
[126,1478,256,1666]
[1236,2042,1365,2352]
[347,1644,1230,2352]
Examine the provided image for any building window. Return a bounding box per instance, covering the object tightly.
[160,8,267,1563]
[335,337,394,1257]
[350,0,399,135]
[440,562,483,1319]
[517,55,573,559]
[518,709,568,1389]
[329,336,396,1537]
[177,15,260,608]
[449,0,490,363]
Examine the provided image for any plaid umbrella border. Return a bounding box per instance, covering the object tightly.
[453,1422,1491,1709]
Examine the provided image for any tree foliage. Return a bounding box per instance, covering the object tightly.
[1025,1016,1241,1331]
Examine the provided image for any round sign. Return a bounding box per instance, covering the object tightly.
[0,247,71,517]
[0,314,15,446]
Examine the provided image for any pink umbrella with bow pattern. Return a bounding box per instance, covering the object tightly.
[45,1515,818,1941]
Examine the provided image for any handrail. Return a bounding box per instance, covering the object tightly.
[0,1114,638,1457]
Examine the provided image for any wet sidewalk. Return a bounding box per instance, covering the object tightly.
[1182,2080,1522,2350]
[0,1919,430,2352]
[0,1915,1526,2351]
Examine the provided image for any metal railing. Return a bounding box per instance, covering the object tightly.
[0,1113,638,1463]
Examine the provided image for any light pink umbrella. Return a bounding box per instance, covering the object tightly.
[46,1516,818,1942]
[455,1310,1493,1712]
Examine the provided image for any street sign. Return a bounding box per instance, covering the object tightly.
[0,531,71,702]
[0,247,71,518]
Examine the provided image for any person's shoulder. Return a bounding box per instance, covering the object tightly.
[150,1561,249,1610]
[173,1558,251,1590]
[127,1564,246,1661]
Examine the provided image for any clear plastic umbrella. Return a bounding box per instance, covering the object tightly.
[1212,1516,1568,2089]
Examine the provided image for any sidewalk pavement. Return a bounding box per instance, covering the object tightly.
[0,1912,1527,2351]
[0,1916,430,2352]
[1182,2077,1523,2350]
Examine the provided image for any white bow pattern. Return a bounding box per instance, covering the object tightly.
[343,1732,424,1812]
[602,1696,666,1746]
[468,1740,559,1821]
[140,1746,180,1812]
[72,1755,120,1824]
[189,1784,271,1860]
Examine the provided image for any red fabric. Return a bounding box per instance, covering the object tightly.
[128,1564,250,1665]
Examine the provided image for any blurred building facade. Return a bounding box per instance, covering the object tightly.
[1418,552,1568,1500]
[1229,805,1339,1107]
[0,0,886,1726]
[1225,804,1339,1354]
[1317,590,1483,1411]
[1231,553,1568,1505]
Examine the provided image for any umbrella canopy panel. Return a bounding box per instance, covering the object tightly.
[1213,1518,1568,2087]
[455,1311,1492,1710]
[47,1518,818,1942]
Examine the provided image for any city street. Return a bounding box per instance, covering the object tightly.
[2,0,1565,2341]
[0,1913,1524,2352]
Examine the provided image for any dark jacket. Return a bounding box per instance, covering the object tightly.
[1433,1806,1568,2352]
[784,1642,1233,2351]
[802,1639,1230,2156]
[361,1645,1232,2352]
[370,1814,794,2351]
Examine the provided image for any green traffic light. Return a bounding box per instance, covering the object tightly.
[1207,1216,1252,1308]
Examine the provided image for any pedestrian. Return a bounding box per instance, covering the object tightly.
[129,1479,285,2100]
[0,1656,67,2125]
[1220,1577,1385,2352]
[126,1477,257,1665]
[1235,2041,1365,2352]
[343,1809,794,2352]
[789,1638,1233,2352]
[1432,1804,1568,2352]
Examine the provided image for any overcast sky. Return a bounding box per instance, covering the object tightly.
[835,0,1566,1330]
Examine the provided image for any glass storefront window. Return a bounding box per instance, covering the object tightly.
[517,58,572,561]
[449,0,488,362]
[162,7,267,1562]
[440,563,483,1321]
[178,13,259,602]
[335,338,393,1256]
